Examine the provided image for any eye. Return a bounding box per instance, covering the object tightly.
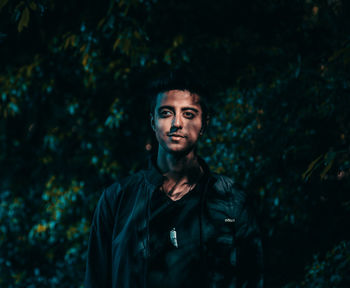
[160,110,172,117]
[184,112,195,119]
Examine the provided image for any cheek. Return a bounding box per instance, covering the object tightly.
[155,119,169,136]
[186,121,202,136]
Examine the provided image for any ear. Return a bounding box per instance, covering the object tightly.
[199,126,204,136]
[200,115,210,136]
[150,113,155,131]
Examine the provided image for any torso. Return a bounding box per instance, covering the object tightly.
[147,174,206,288]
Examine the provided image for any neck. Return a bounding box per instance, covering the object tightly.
[156,146,202,184]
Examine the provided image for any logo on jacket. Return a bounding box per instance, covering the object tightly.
[224,218,236,223]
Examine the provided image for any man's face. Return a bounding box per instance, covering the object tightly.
[151,90,203,155]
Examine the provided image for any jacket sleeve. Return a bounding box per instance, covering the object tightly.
[235,192,264,288]
[84,187,115,288]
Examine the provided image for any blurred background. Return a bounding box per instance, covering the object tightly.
[1,0,350,287]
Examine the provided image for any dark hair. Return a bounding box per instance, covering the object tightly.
[148,69,211,132]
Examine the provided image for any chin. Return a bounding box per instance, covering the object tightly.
[166,145,194,156]
[157,137,195,155]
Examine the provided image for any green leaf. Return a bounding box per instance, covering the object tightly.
[18,7,30,32]
[0,0,8,11]
[29,1,37,11]
[302,154,323,180]
[113,37,121,51]
[320,159,334,180]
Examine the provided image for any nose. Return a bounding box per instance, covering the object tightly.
[172,114,183,129]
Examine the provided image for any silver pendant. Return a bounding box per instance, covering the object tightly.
[170,227,178,248]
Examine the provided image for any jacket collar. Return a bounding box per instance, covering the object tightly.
[143,153,165,187]
[143,152,216,188]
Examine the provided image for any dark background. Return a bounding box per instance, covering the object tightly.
[1,0,350,287]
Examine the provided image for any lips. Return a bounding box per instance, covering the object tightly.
[168,134,185,138]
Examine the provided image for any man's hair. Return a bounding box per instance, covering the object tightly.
[148,69,211,132]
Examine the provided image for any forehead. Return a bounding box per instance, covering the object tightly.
[155,90,201,109]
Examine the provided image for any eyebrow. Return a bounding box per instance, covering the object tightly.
[157,105,199,114]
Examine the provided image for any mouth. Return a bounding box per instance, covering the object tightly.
[168,134,185,141]
[168,134,185,138]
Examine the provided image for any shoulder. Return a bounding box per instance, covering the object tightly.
[101,170,146,206]
[211,172,247,202]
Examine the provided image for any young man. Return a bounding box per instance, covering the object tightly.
[84,72,263,288]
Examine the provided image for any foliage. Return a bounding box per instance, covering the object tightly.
[301,240,350,287]
[0,0,350,287]
[283,240,350,288]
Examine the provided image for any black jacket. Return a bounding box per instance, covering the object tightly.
[85,155,263,288]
